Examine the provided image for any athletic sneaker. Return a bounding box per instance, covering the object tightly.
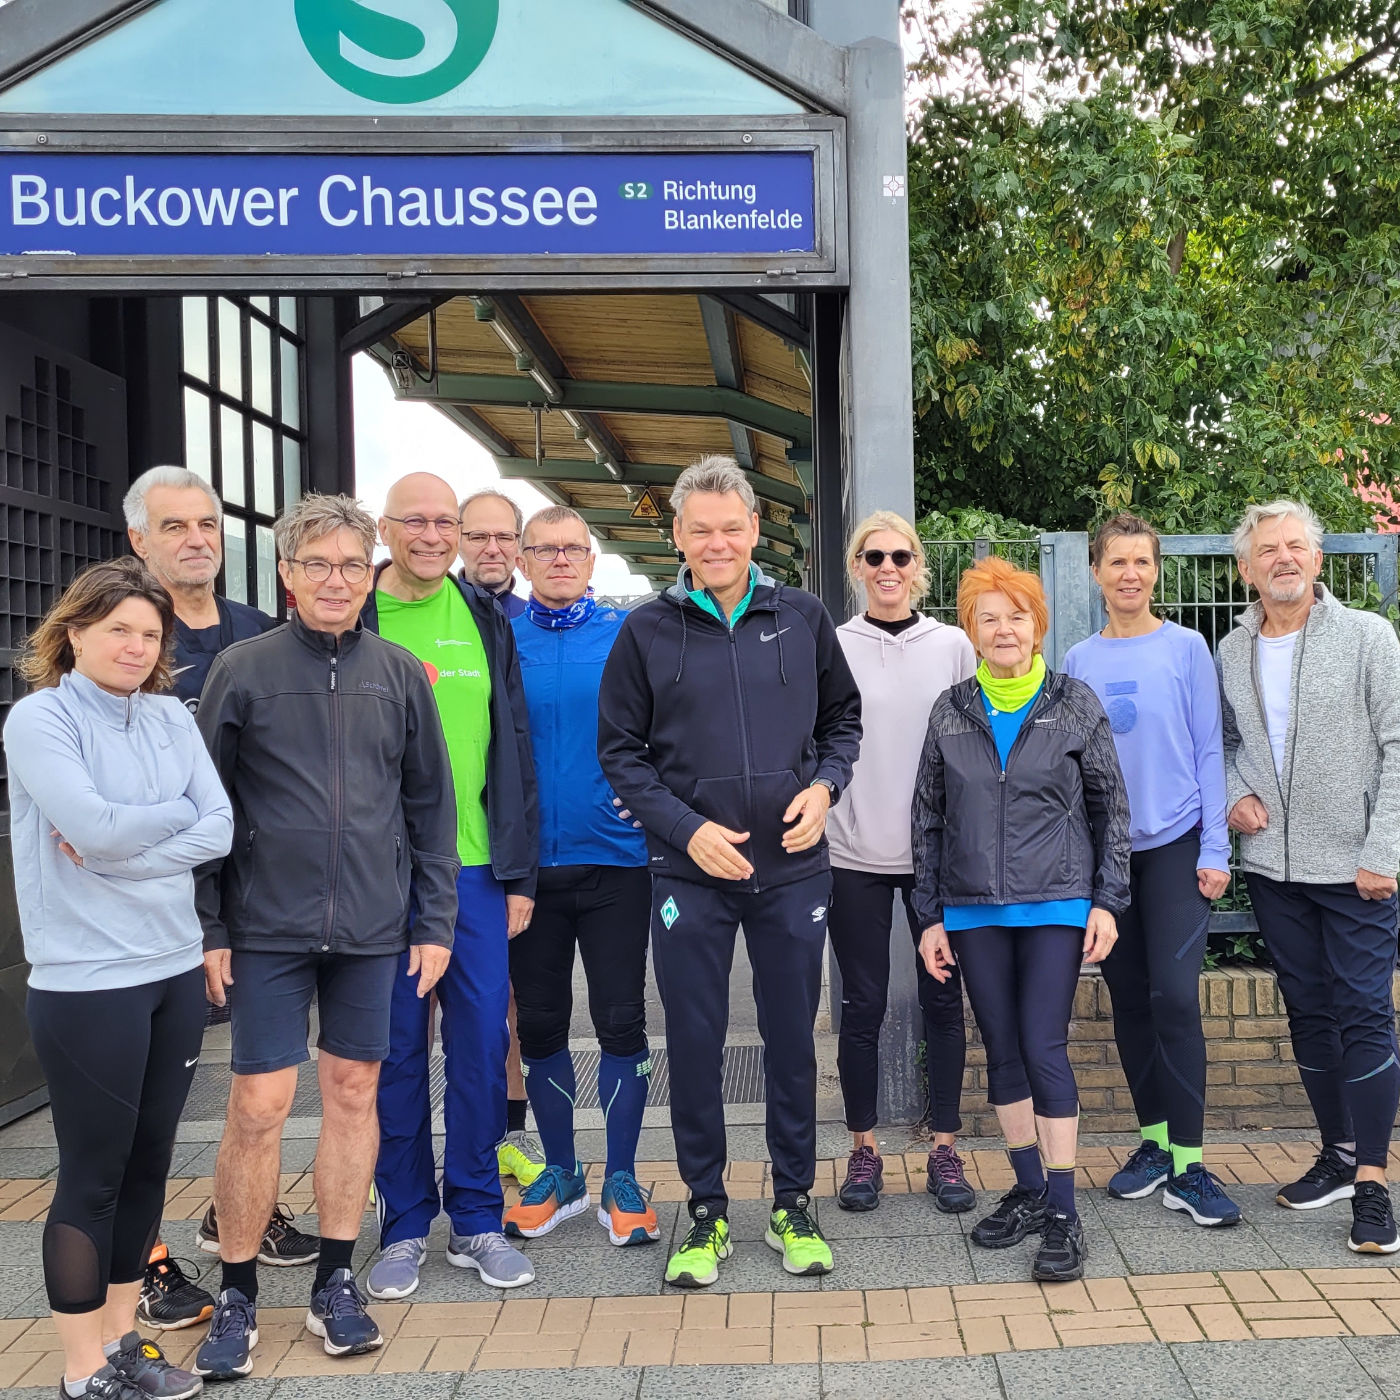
[56,1364,145,1400]
[927,1144,976,1213]
[497,1131,547,1188]
[597,1171,661,1245]
[109,1332,202,1400]
[1163,1164,1242,1227]
[366,1237,428,1300]
[138,1246,214,1330]
[1032,1210,1087,1283]
[503,1162,590,1238]
[665,1215,732,1288]
[837,1145,883,1211]
[765,1200,833,1276]
[970,1183,1050,1249]
[1348,1181,1400,1254]
[1107,1142,1173,1199]
[196,1203,320,1266]
[446,1229,536,1288]
[1276,1144,1357,1209]
[192,1289,258,1380]
[305,1269,382,1356]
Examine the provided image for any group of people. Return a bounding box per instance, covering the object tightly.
[6,456,1399,1400]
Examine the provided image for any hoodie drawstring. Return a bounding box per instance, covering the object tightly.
[674,604,689,684]
[776,621,788,685]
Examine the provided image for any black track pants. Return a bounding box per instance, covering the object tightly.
[828,866,966,1134]
[27,966,205,1313]
[1102,832,1210,1148]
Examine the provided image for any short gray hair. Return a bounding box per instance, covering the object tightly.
[274,493,376,564]
[1232,499,1324,564]
[670,455,756,521]
[123,466,221,534]
[460,488,523,536]
[523,504,589,545]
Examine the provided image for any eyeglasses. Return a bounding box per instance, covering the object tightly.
[289,558,371,584]
[860,548,916,568]
[384,514,461,536]
[462,530,520,547]
[522,543,592,563]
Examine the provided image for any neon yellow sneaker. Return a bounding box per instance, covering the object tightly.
[497,1131,547,1188]
[664,1215,732,1287]
[765,1200,833,1276]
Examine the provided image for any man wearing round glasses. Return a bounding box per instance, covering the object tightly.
[458,490,527,619]
[360,472,540,1301]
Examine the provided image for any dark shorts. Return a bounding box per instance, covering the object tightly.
[227,948,401,1076]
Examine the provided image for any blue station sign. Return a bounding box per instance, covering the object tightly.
[0,150,816,259]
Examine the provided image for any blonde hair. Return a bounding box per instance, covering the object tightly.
[956,556,1049,652]
[846,510,931,607]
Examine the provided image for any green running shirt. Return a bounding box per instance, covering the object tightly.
[376,582,492,868]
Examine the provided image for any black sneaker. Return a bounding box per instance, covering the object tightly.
[56,1364,144,1400]
[305,1269,383,1356]
[837,1146,883,1211]
[192,1289,257,1381]
[1348,1181,1400,1253]
[197,1203,320,1267]
[927,1144,976,1213]
[970,1183,1049,1249]
[138,1246,214,1331]
[1032,1210,1088,1282]
[1276,1145,1357,1210]
[108,1332,202,1400]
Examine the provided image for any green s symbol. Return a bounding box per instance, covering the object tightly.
[295,0,500,105]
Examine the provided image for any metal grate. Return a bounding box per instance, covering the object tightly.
[920,537,1041,625]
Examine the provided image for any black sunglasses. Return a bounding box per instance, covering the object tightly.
[860,548,915,568]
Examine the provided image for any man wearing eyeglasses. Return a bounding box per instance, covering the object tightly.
[359,472,540,1301]
[458,490,527,619]
[192,494,459,1379]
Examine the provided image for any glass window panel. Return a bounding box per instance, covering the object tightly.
[278,298,299,334]
[252,422,275,516]
[223,516,247,604]
[217,298,243,400]
[280,340,301,430]
[249,317,274,416]
[250,296,272,317]
[181,296,209,383]
[220,406,246,506]
[255,525,277,615]
[281,437,302,508]
[183,386,211,476]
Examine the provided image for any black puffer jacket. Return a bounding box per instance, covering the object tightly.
[910,669,1131,929]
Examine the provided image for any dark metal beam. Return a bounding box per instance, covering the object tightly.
[0,0,152,87]
[710,293,810,351]
[494,455,807,511]
[698,296,757,471]
[340,295,453,357]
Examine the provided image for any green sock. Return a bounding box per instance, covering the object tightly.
[1171,1143,1203,1176]
[1140,1121,1169,1151]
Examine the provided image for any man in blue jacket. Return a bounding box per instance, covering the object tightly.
[502,505,657,1250]
[598,456,862,1287]
[359,472,540,1302]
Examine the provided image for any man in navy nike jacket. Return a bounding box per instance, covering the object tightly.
[598,456,861,1287]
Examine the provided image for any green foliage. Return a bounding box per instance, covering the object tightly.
[906,0,1400,533]
[916,505,1041,540]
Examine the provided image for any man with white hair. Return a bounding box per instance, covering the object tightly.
[1219,498,1400,1254]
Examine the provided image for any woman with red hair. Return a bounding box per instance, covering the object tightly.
[911,556,1131,1283]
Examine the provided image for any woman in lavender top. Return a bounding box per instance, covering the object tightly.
[1064,513,1239,1227]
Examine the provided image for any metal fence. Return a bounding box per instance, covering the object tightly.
[921,536,1041,626]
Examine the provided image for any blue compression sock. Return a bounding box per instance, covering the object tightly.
[522,1049,577,1172]
[1007,1141,1045,1193]
[598,1048,652,1177]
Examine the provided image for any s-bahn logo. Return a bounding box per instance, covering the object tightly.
[295,0,500,105]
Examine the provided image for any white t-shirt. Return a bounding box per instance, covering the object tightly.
[1257,630,1298,777]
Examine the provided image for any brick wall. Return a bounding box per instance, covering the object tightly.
[956,967,1324,1136]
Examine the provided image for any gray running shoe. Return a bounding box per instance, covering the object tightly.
[56,1364,145,1400]
[366,1237,428,1300]
[109,1333,201,1400]
[446,1229,535,1288]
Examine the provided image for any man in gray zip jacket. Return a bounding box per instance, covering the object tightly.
[1218,498,1400,1255]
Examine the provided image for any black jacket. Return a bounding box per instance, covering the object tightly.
[195,613,460,955]
[360,569,539,899]
[910,670,1131,929]
[597,570,862,890]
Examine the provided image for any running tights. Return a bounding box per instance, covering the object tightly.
[26,966,205,1313]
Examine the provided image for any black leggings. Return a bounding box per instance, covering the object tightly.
[27,966,205,1313]
[1102,833,1210,1148]
[950,923,1083,1118]
[828,867,966,1134]
[508,865,651,1060]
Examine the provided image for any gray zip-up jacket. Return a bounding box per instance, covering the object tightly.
[1217,584,1400,883]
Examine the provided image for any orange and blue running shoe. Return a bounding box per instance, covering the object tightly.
[503,1162,590,1239]
[597,1170,661,1246]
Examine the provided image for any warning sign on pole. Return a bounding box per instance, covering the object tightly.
[629,488,664,521]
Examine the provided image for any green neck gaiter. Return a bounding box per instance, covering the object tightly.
[976,653,1047,714]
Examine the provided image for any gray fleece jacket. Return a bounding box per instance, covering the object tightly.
[1217,584,1400,883]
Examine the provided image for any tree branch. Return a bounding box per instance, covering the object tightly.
[1294,33,1398,101]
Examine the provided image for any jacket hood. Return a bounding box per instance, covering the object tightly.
[838,614,955,671]
[1236,582,1338,636]
[664,561,780,607]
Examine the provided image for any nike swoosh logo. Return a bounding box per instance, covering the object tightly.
[760,628,791,642]
[185,1058,199,1067]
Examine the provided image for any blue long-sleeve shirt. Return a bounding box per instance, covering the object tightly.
[1064,620,1230,871]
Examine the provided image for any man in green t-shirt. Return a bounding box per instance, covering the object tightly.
[361,472,540,1299]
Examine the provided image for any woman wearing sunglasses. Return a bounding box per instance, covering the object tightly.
[825,512,977,1213]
